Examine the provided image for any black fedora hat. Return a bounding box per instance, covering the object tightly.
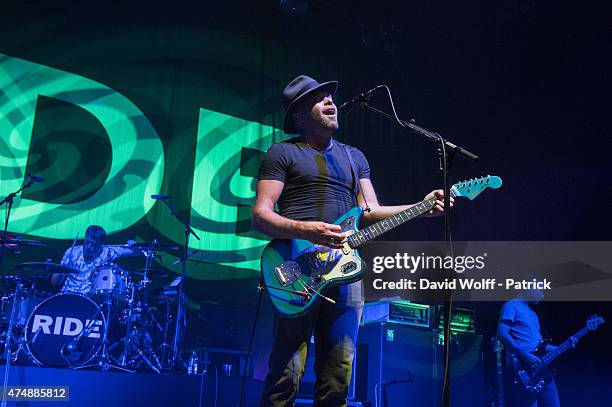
[282,75,338,134]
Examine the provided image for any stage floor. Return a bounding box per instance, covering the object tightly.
[0,364,262,407]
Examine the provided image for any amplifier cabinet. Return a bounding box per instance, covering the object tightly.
[355,323,484,406]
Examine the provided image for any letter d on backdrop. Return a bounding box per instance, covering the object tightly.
[0,53,164,238]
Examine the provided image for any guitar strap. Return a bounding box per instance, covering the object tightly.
[342,143,370,211]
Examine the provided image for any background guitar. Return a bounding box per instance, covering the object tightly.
[510,314,605,393]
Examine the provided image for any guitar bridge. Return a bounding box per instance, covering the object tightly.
[274,261,301,287]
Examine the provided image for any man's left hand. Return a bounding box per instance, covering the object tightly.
[424,189,454,217]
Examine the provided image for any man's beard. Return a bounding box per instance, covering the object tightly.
[314,113,338,131]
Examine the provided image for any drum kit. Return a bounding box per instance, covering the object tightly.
[0,238,183,374]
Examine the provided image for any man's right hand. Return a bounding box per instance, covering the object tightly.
[520,351,541,369]
[299,221,347,248]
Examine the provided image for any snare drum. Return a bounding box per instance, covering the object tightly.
[25,293,105,367]
[90,264,129,301]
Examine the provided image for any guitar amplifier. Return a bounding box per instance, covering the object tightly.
[356,322,484,406]
[362,300,431,328]
[436,306,475,335]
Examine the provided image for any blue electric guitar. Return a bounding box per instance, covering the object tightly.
[261,175,502,317]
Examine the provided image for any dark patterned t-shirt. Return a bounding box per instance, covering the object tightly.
[258,138,370,224]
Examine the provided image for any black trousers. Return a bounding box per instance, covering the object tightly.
[259,286,363,407]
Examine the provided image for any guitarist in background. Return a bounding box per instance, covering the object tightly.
[253,75,451,406]
[497,284,577,407]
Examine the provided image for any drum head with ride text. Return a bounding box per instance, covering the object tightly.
[25,293,106,368]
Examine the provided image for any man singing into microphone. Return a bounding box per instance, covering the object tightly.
[253,75,452,406]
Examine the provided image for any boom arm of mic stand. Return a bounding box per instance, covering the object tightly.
[161,200,200,241]
[360,103,479,162]
[1,180,36,273]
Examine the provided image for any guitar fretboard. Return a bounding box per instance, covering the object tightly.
[538,326,589,368]
[347,188,456,248]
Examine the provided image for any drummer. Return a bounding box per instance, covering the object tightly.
[51,225,137,294]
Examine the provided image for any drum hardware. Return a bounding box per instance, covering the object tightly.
[0,237,47,258]
[15,262,79,275]
[105,240,176,373]
[132,268,169,279]
[107,282,161,373]
[152,195,201,372]
[65,289,134,373]
[156,293,175,370]
[128,240,175,286]
[0,238,47,248]
[0,236,188,375]
[127,241,180,253]
[0,276,30,407]
[0,175,44,407]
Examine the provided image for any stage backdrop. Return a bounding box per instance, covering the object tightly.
[0,5,342,351]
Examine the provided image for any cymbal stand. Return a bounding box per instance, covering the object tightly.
[71,290,133,373]
[1,277,27,407]
[133,248,163,370]
[110,282,161,373]
[157,294,173,369]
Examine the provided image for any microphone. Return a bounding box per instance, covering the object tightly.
[26,173,45,183]
[338,85,384,111]
[151,194,172,200]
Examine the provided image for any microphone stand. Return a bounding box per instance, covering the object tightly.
[357,103,479,161]
[357,101,478,407]
[158,198,200,371]
[0,178,35,272]
[0,178,37,407]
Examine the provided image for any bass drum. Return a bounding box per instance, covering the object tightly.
[25,293,106,368]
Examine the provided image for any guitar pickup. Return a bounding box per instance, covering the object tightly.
[341,261,357,274]
[339,216,355,232]
[274,261,301,287]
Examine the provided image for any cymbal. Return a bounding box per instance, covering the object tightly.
[110,242,180,253]
[15,262,78,274]
[128,242,179,252]
[131,268,170,278]
[0,238,47,247]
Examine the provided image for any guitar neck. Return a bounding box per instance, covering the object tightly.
[539,326,589,367]
[347,190,455,248]
[343,176,502,248]
[495,340,505,407]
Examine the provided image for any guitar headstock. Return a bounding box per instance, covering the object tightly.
[587,314,605,331]
[451,175,502,200]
